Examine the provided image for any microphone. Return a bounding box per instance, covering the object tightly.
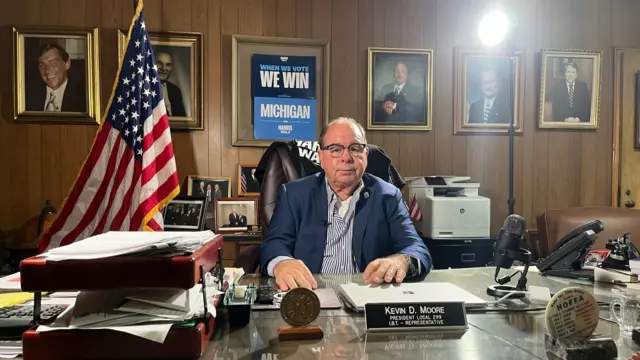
[321,220,331,227]
[493,214,526,276]
[487,214,532,298]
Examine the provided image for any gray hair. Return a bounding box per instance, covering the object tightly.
[318,117,367,148]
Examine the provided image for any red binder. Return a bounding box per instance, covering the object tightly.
[19,234,224,360]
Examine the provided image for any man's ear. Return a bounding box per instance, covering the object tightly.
[65,60,71,71]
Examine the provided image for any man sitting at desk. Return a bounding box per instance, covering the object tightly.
[260,117,431,290]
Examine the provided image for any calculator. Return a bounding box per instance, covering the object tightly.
[0,304,68,330]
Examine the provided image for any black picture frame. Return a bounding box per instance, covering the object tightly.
[162,195,207,231]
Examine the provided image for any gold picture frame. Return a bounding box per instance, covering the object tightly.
[13,26,101,124]
[237,163,260,197]
[367,47,433,131]
[231,35,330,147]
[453,48,524,134]
[538,49,602,130]
[118,30,204,131]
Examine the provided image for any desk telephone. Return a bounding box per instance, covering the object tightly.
[536,220,604,280]
[601,232,640,270]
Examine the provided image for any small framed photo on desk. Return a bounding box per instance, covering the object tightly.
[214,197,258,233]
[162,196,207,231]
[237,163,260,197]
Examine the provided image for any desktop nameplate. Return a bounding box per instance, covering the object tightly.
[364,301,467,332]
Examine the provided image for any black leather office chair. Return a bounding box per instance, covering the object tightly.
[257,142,305,227]
[255,141,406,227]
[233,142,300,274]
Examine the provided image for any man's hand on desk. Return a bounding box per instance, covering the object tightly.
[273,259,318,291]
[363,254,410,285]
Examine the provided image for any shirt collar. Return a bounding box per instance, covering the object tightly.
[325,177,364,204]
[47,78,68,98]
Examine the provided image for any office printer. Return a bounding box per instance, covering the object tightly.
[407,176,491,239]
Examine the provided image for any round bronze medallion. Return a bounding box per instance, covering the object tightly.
[279,288,321,327]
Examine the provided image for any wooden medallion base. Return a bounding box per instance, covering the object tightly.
[278,325,324,341]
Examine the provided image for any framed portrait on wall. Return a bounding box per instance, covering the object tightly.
[237,163,260,197]
[118,30,203,130]
[367,47,433,131]
[538,49,602,129]
[12,26,101,124]
[231,35,330,147]
[453,48,523,134]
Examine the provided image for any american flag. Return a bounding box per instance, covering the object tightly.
[38,0,180,253]
[240,172,247,193]
[408,194,423,222]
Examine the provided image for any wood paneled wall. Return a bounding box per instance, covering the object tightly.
[1,0,638,236]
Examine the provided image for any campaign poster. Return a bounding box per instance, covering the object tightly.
[251,54,317,141]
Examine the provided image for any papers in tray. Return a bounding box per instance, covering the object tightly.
[0,340,21,359]
[37,284,223,343]
[38,231,216,261]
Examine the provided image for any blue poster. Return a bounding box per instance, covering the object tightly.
[251,54,317,141]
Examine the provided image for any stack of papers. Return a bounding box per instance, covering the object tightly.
[0,340,21,359]
[38,231,215,261]
[38,285,223,343]
[32,230,222,344]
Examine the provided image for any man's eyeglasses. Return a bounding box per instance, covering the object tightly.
[321,144,367,158]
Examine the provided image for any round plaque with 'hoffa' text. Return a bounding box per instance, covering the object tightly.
[545,287,599,340]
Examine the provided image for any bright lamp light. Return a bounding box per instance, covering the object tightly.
[478,10,509,46]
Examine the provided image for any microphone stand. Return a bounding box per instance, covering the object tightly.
[506,44,517,216]
[487,248,532,298]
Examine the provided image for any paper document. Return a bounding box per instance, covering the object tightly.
[223,268,245,285]
[116,283,219,320]
[123,285,202,312]
[49,291,80,298]
[0,273,22,293]
[37,290,176,343]
[0,340,21,359]
[37,285,220,343]
[38,231,216,261]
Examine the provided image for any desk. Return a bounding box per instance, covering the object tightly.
[203,267,639,359]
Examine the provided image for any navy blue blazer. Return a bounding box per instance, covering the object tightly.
[259,172,432,275]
